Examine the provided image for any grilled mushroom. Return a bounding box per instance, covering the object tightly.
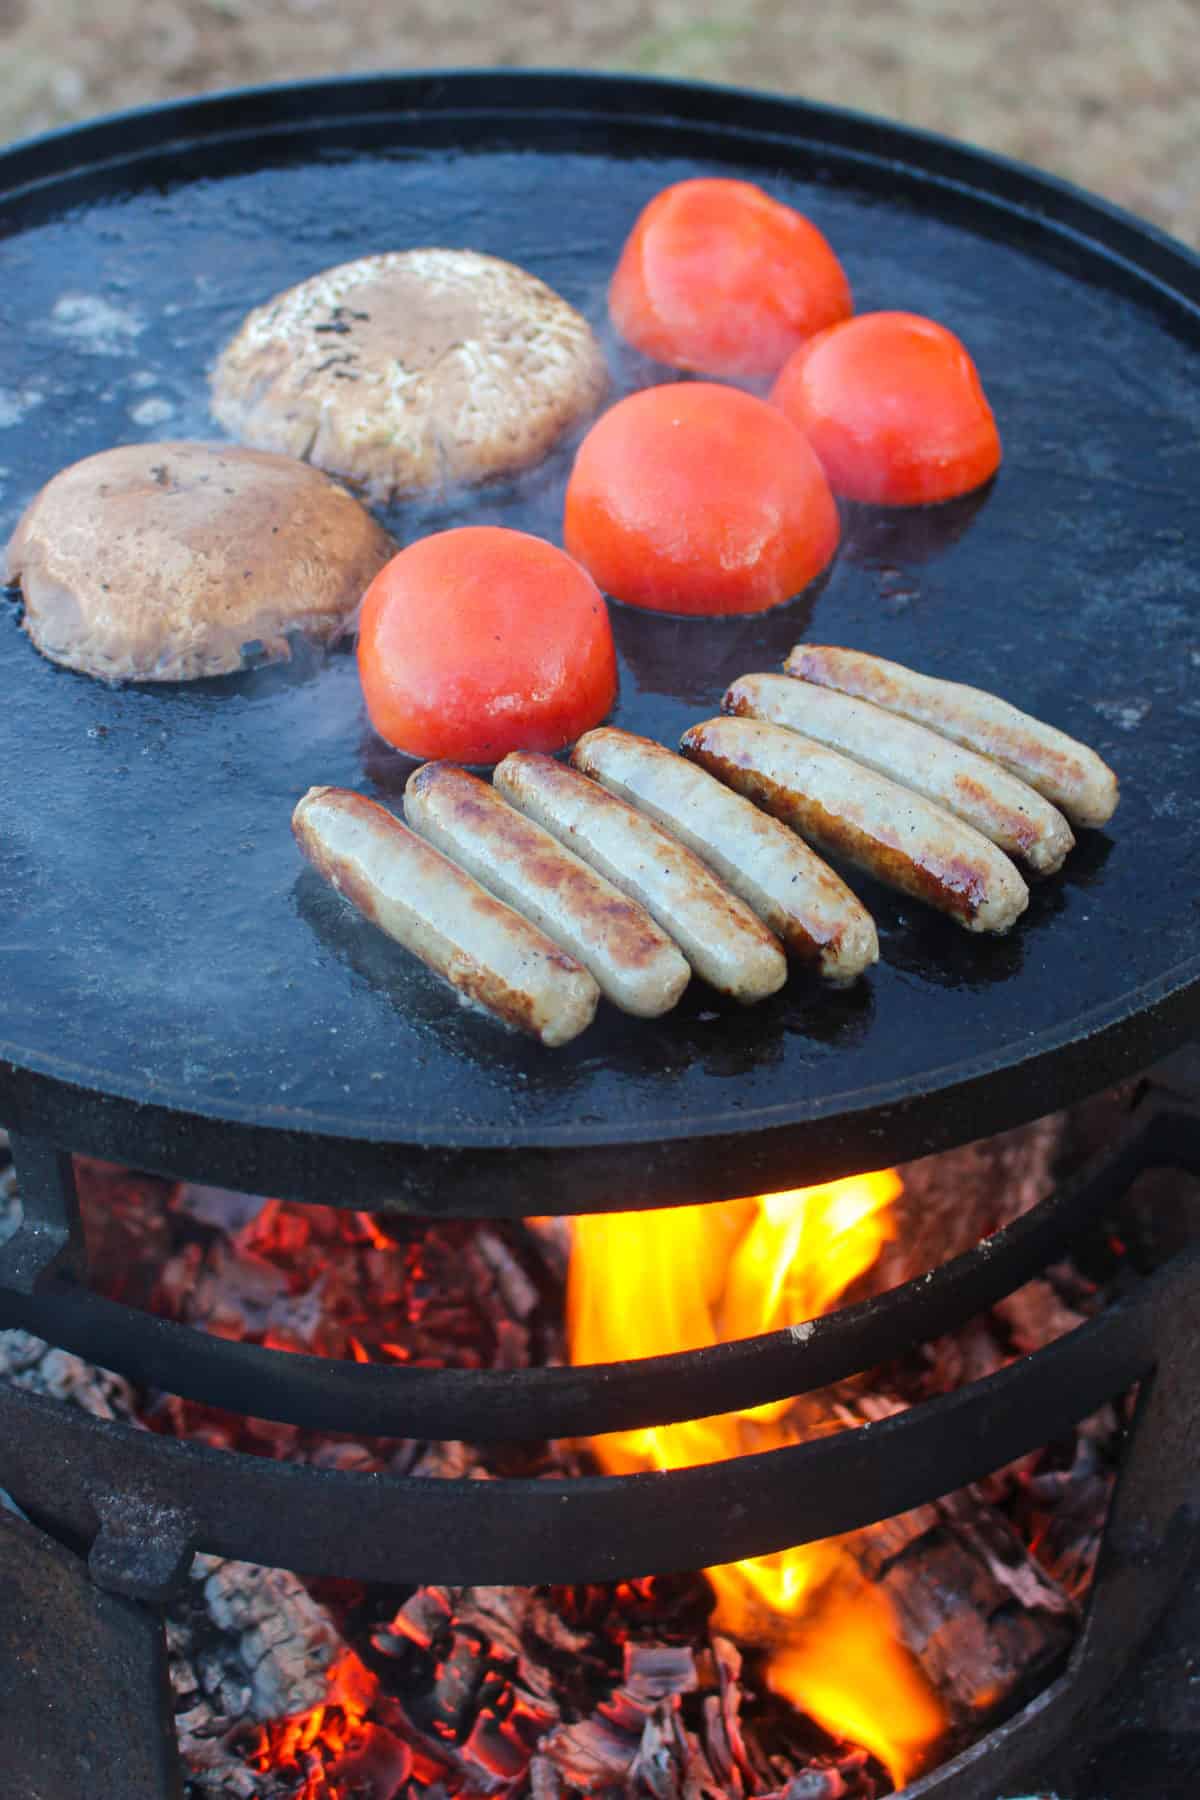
[209,249,608,502]
[3,441,394,682]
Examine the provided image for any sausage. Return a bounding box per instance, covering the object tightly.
[572,727,878,982]
[784,645,1118,829]
[292,785,599,1046]
[724,673,1075,875]
[680,718,1030,934]
[403,762,691,1017]
[492,752,788,1003]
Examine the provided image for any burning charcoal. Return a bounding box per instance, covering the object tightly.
[323,1722,413,1798]
[526,1593,594,1658]
[455,1585,533,1664]
[938,1491,1077,1618]
[462,1703,537,1781]
[307,1440,381,1472]
[411,1439,491,1479]
[493,1316,533,1369]
[780,1773,850,1800]
[1021,1433,1115,1599]
[840,1486,1075,1733]
[373,1586,455,1656]
[475,1228,542,1321]
[665,1703,729,1800]
[993,1280,1087,1354]
[170,1238,298,1343]
[173,1185,272,1234]
[197,1555,343,1718]
[430,1627,491,1737]
[529,1753,564,1800]
[599,1686,654,1735]
[65,1158,179,1305]
[702,1694,743,1796]
[630,1703,683,1800]
[524,1214,573,1285]
[859,1115,1064,1294]
[712,1634,759,1785]
[542,1711,643,1787]
[623,1642,700,1702]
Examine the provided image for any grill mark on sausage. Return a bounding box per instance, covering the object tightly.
[681,721,1027,931]
[787,644,1117,828]
[693,750,988,922]
[573,726,877,978]
[949,771,1038,857]
[405,763,678,977]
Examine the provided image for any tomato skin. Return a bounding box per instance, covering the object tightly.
[770,311,1002,506]
[357,527,618,764]
[563,383,840,617]
[609,177,853,379]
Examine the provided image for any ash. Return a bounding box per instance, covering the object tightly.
[0,1122,1130,1800]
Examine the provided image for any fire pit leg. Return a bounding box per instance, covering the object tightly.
[1068,1237,1200,1689]
[0,1503,183,1799]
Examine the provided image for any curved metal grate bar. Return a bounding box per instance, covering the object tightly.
[0,1249,1185,1593]
[2,1096,1193,1441]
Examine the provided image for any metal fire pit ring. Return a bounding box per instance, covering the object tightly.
[0,1093,1192,1441]
[4,1071,1200,1800]
[0,1079,1195,1596]
[1,72,1200,1215]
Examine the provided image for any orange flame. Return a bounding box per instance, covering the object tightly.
[566,1174,946,1789]
[249,1650,379,1797]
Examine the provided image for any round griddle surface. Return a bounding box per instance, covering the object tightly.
[0,75,1198,1211]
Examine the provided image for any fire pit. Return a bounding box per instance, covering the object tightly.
[1,69,1200,1800]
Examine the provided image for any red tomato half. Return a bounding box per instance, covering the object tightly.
[563,382,840,617]
[609,177,853,379]
[357,527,617,764]
[770,311,1002,506]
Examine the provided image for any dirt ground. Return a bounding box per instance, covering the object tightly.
[1,0,1197,246]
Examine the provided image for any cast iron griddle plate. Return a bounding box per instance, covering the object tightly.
[0,74,1198,1213]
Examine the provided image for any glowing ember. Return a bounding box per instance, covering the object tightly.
[249,1649,412,1798]
[567,1173,947,1789]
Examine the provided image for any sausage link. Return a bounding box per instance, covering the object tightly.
[785,645,1118,829]
[725,673,1075,874]
[493,752,787,1003]
[403,762,690,1017]
[680,718,1029,933]
[292,785,599,1046]
[572,727,877,981]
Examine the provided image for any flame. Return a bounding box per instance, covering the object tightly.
[249,1650,380,1797]
[567,1174,946,1789]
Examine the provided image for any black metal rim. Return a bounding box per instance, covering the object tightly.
[2,68,1199,303]
[2,970,1196,1212]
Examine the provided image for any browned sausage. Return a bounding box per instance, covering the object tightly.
[403,762,690,1017]
[572,726,877,981]
[680,718,1030,933]
[724,672,1075,874]
[292,785,599,1045]
[785,645,1118,829]
[493,752,788,1002]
